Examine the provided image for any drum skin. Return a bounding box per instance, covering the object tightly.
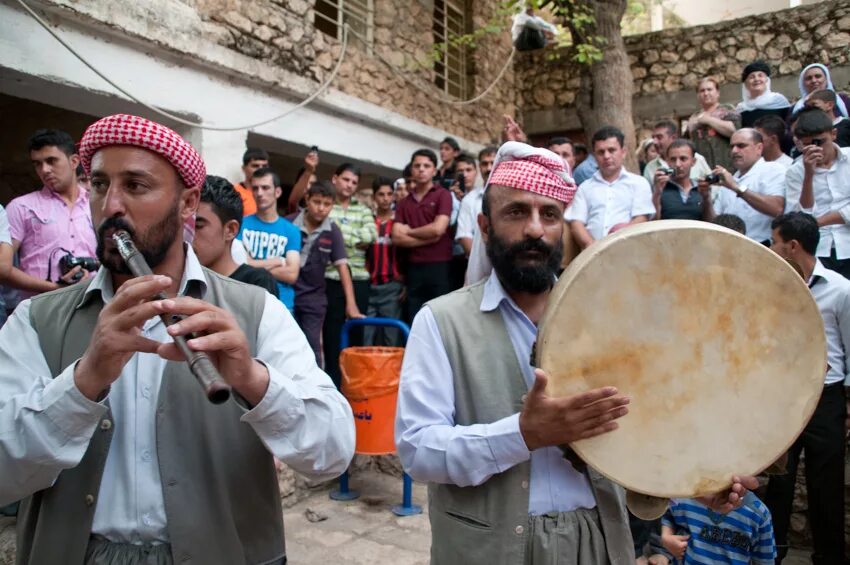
[536,220,826,498]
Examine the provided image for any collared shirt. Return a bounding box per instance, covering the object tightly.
[565,168,655,240]
[772,153,794,169]
[714,158,786,243]
[456,186,485,242]
[786,147,850,259]
[396,272,596,514]
[657,180,704,220]
[572,154,598,186]
[0,247,355,542]
[290,211,347,306]
[808,259,850,385]
[643,153,712,186]
[325,201,376,281]
[6,185,97,297]
[395,185,454,264]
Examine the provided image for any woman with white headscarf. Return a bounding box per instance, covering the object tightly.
[792,63,850,117]
[736,61,791,128]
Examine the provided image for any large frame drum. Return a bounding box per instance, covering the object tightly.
[537,221,826,501]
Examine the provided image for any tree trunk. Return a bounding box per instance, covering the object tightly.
[573,0,638,171]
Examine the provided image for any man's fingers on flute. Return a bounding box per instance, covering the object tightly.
[109,275,172,309]
[114,301,169,331]
[155,296,219,317]
[165,309,235,338]
[186,330,245,353]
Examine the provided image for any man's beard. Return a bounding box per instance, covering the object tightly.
[96,204,182,275]
[486,230,562,294]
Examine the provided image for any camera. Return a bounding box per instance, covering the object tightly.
[704,172,721,184]
[455,172,466,194]
[59,253,100,283]
[811,139,824,147]
[309,145,319,153]
[658,167,674,176]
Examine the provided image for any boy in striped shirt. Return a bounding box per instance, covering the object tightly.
[661,493,776,564]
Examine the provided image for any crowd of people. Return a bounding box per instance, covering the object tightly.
[0,57,848,565]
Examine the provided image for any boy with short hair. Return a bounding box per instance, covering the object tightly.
[290,182,363,365]
[364,177,403,346]
[192,175,278,296]
[661,493,776,564]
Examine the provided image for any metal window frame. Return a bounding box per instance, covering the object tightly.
[433,0,468,98]
[314,0,374,51]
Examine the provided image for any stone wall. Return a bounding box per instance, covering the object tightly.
[517,0,850,136]
[190,0,515,144]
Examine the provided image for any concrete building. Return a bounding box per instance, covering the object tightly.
[0,0,515,203]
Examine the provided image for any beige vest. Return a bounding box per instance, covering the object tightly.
[17,270,284,565]
[427,281,633,565]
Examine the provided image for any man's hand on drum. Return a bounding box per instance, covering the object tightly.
[696,475,760,514]
[519,368,630,451]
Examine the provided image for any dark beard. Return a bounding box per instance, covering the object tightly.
[486,230,562,294]
[96,205,181,275]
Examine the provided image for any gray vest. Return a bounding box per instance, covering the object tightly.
[428,281,633,565]
[17,270,284,565]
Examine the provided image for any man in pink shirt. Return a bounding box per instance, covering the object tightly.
[4,129,97,298]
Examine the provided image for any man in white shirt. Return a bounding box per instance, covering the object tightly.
[753,114,794,168]
[455,153,488,256]
[699,128,786,244]
[785,107,850,279]
[0,114,354,564]
[643,120,712,185]
[399,141,759,565]
[766,212,849,564]
[567,126,656,249]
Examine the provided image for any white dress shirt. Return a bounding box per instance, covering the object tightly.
[772,153,794,169]
[785,147,850,259]
[809,259,850,385]
[714,157,786,243]
[565,168,655,240]
[456,186,485,242]
[0,205,10,245]
[0,247,355,543]
[395,272,596,514]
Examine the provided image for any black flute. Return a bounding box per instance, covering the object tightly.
[112,230,232,404]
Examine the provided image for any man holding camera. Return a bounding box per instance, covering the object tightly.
[4,129,98,299]
[652,139,709,221]
[699,128,786,244]
[785,107,850,279]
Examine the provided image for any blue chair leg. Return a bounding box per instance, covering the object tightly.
[391,472,422,516]
[330,470,360,501]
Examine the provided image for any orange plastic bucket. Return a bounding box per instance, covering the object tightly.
[347,390,399,455]
[340,346,404,455]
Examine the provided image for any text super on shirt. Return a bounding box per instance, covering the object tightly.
[238,215,302,310]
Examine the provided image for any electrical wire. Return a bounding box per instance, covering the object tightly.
[344,25,516,106]
[15,0,349,131]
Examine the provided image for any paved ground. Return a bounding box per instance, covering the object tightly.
[283,469,815,565]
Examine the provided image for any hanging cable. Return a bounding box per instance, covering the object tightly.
[15,0,349,131]
[344,25,516,106]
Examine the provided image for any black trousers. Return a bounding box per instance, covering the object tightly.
[764,383,846,564]
[322,277,370,389]
[405,261,452,324]
[821,247,850,280]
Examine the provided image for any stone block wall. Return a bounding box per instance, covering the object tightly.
[517,0,850,119]
[190,0,515,144]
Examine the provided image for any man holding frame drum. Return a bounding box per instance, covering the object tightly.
[396,141,758,565]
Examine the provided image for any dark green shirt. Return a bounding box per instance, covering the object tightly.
[659,181,704,221]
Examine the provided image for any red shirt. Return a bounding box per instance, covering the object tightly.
[395,185,453,264]
[367,217,400,285]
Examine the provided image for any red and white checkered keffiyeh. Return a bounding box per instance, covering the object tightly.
[485,142,577,205]
[79,114,206,188]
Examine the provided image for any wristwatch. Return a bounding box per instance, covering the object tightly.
[735,184,749,197]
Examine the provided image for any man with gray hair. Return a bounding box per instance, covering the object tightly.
[698,128,786,244]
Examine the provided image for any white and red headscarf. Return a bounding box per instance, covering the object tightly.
[79,114,206,188]
[465,142,577,284]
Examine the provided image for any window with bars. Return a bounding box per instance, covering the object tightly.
[433,0,469,99]
[315,0,373,47]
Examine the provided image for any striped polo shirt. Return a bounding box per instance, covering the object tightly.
[662,493,776,564]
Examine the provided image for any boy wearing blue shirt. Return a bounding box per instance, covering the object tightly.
[661,492,776,564]
[238,167,301,310]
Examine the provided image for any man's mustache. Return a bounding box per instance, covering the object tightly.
[97,217,136,240]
